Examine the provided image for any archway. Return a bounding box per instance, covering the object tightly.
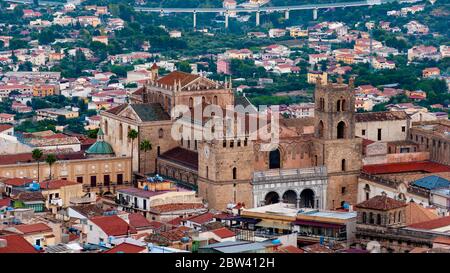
[265,191,280,205]
[300,189,315,208]
[282,190,297,204]
[269,149,281,169]
[337,121,346,139]
[318,120,324,138]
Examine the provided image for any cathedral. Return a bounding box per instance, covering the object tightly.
[100,66,362,211]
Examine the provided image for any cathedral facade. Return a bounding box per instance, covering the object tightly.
[100,67,362,211]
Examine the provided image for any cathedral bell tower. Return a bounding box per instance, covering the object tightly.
[313,76,362,210]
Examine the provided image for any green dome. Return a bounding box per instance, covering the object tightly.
[86,140,115,154]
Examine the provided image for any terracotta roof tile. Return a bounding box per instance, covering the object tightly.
[157,71,199,88]
[408,215,450,230]
[0,234,38,253]
[103,242,146,253]
[362,161,450,175]
[355,195,407,211]
[90,215,133,236]
[128,213,152,229]
[211,227,235,239]
[150,203,204,213]
[14,223,52,235]
[158,147,198,170]
[39,179,79,190]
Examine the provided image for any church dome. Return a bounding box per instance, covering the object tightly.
[86,128,114,155]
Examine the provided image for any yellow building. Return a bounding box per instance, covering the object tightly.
[290,28,308,38]
[307,71,328,84]
[33,84,58,97]
[39,179,84,211]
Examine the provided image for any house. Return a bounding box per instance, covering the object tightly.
[0,113,14,123]
[309,53,328,65]
[373,57,395,70]
[408,45,439,62]
[103,242,147,253]
[86,214,136,246]
[6,223,55,248]
[268,28,286,38]
[92,36,108,45]
[404,21,429,35]
[38,179,84,211]
[10,191,46,213]
[307,71,327,84]
[422,67,440,78]
[406,90,427,101]
[149,203,207,222]
[182,212,216,231]
[0,234,39,253]
[196,227,236,243]
[217,59,231,75]
[169,30,182,38]
[36,108,79,121]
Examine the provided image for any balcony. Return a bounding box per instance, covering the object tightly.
[50,198,63,207]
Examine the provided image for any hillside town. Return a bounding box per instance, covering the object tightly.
[0,0,449,255]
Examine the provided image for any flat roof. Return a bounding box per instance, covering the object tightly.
[298,209,356,220]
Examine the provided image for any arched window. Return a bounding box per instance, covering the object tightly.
[377,214,381,225]
[337,121,346,139]
[213,96,218,105]
[341,99,346,111]
[341,159,346,171]
[269,149,281,169]
[362,212,367,223]
[189,97,193,108]
[104,120,108,135]
[369,212,374,224]
[336,100,341,112]
[119,123,123,140]
[202,96,206,104]
[232,167,237,180]
[397,211,401,222]
[318,120,324,138]
[158,128,164,139]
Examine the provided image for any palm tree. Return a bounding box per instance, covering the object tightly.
[128,129,138,185]
[32,149,43,182]
[45,154,57,182]
[139,140,152,174]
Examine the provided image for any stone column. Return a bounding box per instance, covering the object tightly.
[285,9,289,20]
[225,11,229,28]
[296,197,301,208]
[256,11,260,26]
[313,8,318,20]
[193,11,197,30]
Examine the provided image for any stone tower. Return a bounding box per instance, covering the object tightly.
[313,77,362,210]
[197,138,254,211]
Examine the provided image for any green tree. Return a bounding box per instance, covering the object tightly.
[139,139,152,174]
[31,149,43,183]
[128,129,139,185]
[45,154,57,180]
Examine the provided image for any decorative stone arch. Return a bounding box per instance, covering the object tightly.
[299,188,316,208]
[282,190,298,204]
[264,191,280,205]
[337,120,347,139]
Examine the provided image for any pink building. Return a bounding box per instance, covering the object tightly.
[217,59,231,75]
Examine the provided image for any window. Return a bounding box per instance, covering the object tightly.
[336,100,341,112]
[158,128,164,138]
[365,192,369,201]
[104,175,110,186]
[157,146,160,156]
[194,140,197,150]
[377,128,382,141]
[341,187,346,194]
[189,97,193,108]
[143,199,147,210]
[402,126,406,132]
[369,212,374,224]
[90,176,97,187]
[223,140,227,147]
[119,123,123,140]
[232,167,237,180]
[213,95,218,105]
[341,100,346,111]
[230,140,234,148]
[361,129,366,136]
[117,174,123,185]
[397,211,401,222]
[237,140,241,147]
[244,138,248,146]
[362,212,367,223]
[76,177,83,183]
[337,121,346,139]
[377,214,381,225]
[341,159,346,171]
[104,120,108,135]
[206,166,208,179]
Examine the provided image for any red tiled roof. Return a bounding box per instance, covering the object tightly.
[275,245,304,253]
[186,212,214,225]
[0,124,13,132]
[408,216,450,230]
[90,215,133,236]
[0,235,38,253]
[211,227,235,239]
[0,198,10,207]
[39,179,79,190]
[355,195,407,211]
[150,203,205,213]
[362,161,450,175]
[158,147,198,171]
[15,223,52,235]
[2,177,33,187]
[103,242,146,253]
[0,152,86,165]
[167,217,183,226]
[157,71,199,88]
[128,213,152,229]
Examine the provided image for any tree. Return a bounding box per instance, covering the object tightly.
[139,139,152,174]
[128,129,139,185]
[45,154,57,181]
[32,149,43,183]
